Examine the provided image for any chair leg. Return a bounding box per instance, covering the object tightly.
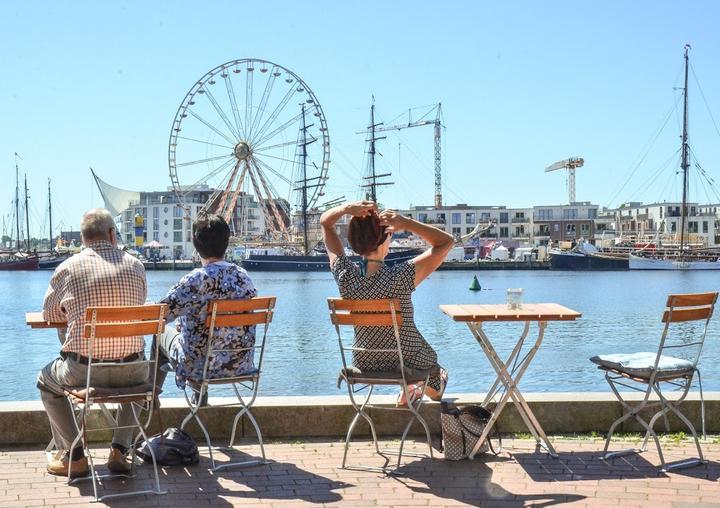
[181,388,216,470]
[342,384,390,472]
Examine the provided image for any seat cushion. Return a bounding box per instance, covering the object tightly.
[590,352,694,380]
[338,365,435,387]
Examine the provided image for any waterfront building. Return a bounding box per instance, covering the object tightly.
[610,201,719,248]
[532,202,599,245]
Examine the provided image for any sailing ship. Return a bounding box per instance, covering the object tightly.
[0,155,38,271]
[629,45,720,270]
[549,240,629,270]
[240,101,423,271]
[38,178,71,270]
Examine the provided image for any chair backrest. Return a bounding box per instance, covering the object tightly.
[658,292,718,369]
[327,298,406,377]
[81,304,168,404]
[201,296,276,382]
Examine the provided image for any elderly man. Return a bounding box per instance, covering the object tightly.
[37,208,147,477]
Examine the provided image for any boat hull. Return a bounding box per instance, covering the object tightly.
[0,256,39,271]
[549,251,628,270]
[240,249,424,271]
[629,253,720,270]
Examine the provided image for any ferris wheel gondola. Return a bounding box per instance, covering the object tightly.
[168,59,329,242]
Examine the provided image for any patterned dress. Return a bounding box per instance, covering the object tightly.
[161,260,257,387]
[331,255,444,391]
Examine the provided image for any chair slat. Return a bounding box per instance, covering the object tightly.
[84,321,164,338]
[666,292,718,308]
[332,312,400,327]
[207,312,270,327]
[210,297,276,313]
[328,298,401,313]
[662,306,713,323]
[85,305,166,321]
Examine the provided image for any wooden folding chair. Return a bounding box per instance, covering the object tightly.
[590,292,718,471]
[62,304,167,501]
[328,298,434,473]
[179,296,276,471]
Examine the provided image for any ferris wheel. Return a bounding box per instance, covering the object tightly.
[168,59,330,241]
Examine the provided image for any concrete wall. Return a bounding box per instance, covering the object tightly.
[1,392,717,446]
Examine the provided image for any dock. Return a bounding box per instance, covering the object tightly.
[142,260,200,271]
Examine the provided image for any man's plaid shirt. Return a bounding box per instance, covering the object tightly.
[43,240,147,359]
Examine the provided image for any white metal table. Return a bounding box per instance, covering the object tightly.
[440,303,581,458]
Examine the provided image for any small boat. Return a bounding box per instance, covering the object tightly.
[0,252,39,271]
[549,240,628,270]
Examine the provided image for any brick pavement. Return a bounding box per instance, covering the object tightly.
[1,437,719,507]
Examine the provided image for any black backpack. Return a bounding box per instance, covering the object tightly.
[136,427,200,466]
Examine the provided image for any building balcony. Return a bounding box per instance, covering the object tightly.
[511,217,530,223]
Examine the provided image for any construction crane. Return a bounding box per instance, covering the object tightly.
[545,157,584,204]
[359,103,443,207]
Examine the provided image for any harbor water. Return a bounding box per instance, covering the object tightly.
[3,268,720,401]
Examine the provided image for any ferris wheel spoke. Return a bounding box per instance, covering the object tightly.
[253,109,304,148]
[176,135,234,150]
[188,108,237,146]
[249,84,299,146]
[201,86,242,140]
[247,67,278,142]
[254,151,300,166]
[175,153,235,168]
[252,156,293,185]
[245,66,254,142]
[179,157,237,198]
[254,139,300,152]
[223,72,246,139]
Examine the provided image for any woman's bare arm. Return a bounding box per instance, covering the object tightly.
[320,201,376,265]
[379,210,454,285]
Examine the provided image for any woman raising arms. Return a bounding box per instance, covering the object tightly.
[320,201,454,404]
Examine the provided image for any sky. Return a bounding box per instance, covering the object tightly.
[2,0,720,238]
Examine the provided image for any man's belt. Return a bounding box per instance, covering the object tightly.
[60,351,143,365]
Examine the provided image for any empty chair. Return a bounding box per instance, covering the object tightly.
[63,304,167,501]
[328,297,434,473]
[179,296,275,471]
[590,292,718,471]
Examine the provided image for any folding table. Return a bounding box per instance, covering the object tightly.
[440,303,581,459]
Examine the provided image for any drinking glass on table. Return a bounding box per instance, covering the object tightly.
[506,288,523,309]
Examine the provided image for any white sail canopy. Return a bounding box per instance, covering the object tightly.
[91,169,140,217]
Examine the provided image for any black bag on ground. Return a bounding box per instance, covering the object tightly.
[440,402,501,460]
[136,427,200,466]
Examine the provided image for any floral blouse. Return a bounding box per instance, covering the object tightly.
[161,260,257,387]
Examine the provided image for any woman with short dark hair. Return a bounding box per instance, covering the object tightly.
[153,213,257,401]
[321,201,454,405]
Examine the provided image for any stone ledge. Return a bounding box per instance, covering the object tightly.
[2,392,718,445]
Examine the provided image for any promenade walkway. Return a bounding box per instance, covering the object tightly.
[1,437,719,507]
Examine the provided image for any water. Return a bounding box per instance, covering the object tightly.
[3,268,720,401]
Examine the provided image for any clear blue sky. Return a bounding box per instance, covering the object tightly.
[2,0,720,237]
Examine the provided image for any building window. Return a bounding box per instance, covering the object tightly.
[153,232,159,241]
[452,213,461,224]
[153,218,159,231]
[499,212,509,223]
[173,219,183,230]
[580,224,590,235]
[173,206,184,218]
[671,222,677,232]
[499,227,509,237]
[563,208,578,219]
[703,221,709,234]
[466,227,474,234]
[515,226,525,236]
[538,225,550,235]
[418,213,428,223]
[173,231,182,242]
[452,227,461,235]
[588,208,597,219]
[436,213,445,223]
[689,222,698,234]
[480,212,491,221]
[537,209,553,220]
[164,232,169,238]
[153,206,159,218]
[466,212,475,224]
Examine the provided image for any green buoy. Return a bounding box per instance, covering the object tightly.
[469,275,481,291]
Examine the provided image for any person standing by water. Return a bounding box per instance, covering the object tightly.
[320,201,454,405]
[37,208,147,477]
[152,213,257,404]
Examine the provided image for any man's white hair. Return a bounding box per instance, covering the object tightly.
[80,208,115,242]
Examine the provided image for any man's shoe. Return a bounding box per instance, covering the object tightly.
[106,448,133,474]
[47,450,89,478]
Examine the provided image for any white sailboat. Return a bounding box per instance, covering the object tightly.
[629,45,720,270]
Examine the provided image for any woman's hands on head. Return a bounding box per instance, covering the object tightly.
[345,200,377,218]
[378,209,407,233]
